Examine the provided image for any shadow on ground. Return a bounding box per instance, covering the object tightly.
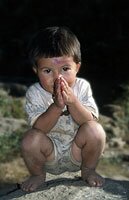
[0,177,129,200]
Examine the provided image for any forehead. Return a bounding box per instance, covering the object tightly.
[52,57,63,64]
[37,56,74,67]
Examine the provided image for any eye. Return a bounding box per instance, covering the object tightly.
[63,66,70,71]
[43,69,51,74]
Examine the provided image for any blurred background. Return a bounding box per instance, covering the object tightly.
[0,0,129,195]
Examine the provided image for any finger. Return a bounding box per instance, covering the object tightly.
[53,80,65,107]
[62,90,68,102]
[60,77,68,86]
[54,78,60,92]
[60,80,69,93]
[54,79,61,98]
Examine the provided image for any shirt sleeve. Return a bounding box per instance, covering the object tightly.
[78,79,99,119]
[25,86,47,126]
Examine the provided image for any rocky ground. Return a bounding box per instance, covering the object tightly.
[0,166,129,200]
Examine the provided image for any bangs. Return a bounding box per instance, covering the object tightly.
[28,26,81,65]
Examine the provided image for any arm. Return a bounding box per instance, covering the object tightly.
[33,103,63,133]
[68,97,94,125]
[61,77,94,125]
[32,78,65,133]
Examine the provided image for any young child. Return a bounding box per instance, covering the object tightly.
[21,26,106,192]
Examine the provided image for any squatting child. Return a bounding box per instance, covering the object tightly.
[21,26,106,192]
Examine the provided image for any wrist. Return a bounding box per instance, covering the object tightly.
[52,103,70,116]
[67,95,78,107]
[52,103,64,113]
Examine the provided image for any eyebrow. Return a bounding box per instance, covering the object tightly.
[39,63,71,69]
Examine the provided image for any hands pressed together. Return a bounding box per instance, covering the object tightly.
[53,76,76,109]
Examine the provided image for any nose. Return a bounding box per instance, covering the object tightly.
[53,72,61,82]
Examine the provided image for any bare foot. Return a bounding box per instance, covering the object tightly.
[81,167,105,187]
[20,174,46,192]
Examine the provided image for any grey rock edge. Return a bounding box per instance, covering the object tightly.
[0,175,129,200]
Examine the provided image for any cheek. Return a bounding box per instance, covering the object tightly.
[39,76,49,87]
[39,76,54,93]
[64,74,76,87]
[68,78,76,87]
[40,79,48,86]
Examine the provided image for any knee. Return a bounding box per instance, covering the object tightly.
[76,121,106,147]
[86,121,106,140]
[21,128,44,152]
[85,121,106,146]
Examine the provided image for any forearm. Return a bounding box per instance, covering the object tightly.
[33,103,62,133]
[68,98,93,125]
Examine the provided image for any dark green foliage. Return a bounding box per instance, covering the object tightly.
[0,131,24,162]
[0,90,26,118]
[0,90,26,162]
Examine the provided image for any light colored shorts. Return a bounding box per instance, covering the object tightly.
[45,137,81,175]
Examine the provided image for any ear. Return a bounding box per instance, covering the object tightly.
[76,62,81,73]
[33,66,37,74]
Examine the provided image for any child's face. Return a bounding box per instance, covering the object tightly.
[34,56,80,94]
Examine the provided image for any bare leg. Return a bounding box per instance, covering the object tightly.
[20,128,54,192]
[73,121,106,187]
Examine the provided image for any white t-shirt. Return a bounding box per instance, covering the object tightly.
[25,77,99,143]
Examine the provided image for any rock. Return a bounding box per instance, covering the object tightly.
[109,137,126,148]
[0,117,27,136]
[0,175,129,200]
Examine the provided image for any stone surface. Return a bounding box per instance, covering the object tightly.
[0,173,129,200]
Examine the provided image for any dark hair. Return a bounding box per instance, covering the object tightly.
[27,26,81,66]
